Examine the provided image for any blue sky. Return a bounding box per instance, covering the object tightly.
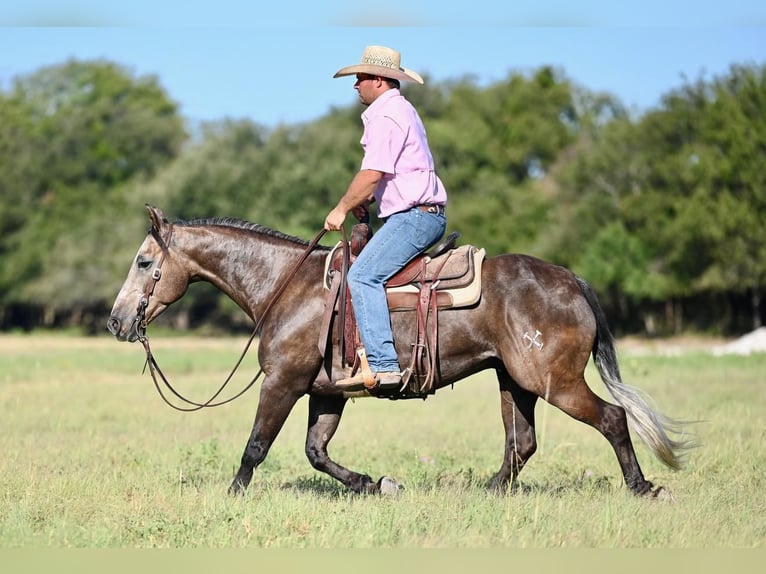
[1,2,764,127]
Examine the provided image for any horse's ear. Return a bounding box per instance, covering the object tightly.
[145,204,168,232]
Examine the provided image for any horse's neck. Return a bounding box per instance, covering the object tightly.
[183,227,312,319]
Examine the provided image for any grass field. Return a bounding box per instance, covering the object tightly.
[0,333,764,548]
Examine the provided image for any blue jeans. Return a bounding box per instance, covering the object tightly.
[348,207,447,372]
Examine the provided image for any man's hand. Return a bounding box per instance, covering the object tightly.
[325,170,381,231]
[324,206,348,231]
[351,201,370,221]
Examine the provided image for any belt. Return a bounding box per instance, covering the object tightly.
[415,204,445,215]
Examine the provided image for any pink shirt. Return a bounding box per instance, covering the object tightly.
[359,89,447,218]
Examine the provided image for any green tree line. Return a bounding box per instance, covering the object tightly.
[1,58,764,335]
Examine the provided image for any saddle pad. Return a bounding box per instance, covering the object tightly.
[387,247,485,310]
[385,244,477,289]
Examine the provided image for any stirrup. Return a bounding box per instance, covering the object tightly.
[335,348,376,389]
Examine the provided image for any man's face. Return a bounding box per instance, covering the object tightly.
[354,74,383,105]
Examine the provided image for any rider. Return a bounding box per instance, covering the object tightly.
[324,45,448,390]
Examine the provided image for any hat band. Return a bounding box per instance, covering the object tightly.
[362,55,399,70]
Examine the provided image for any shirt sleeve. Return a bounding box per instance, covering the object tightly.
[360,115,406,175]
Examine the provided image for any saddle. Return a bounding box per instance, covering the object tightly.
[318,223,486,398]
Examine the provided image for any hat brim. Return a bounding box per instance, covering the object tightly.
[333,64,424,85]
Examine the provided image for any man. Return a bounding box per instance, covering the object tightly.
[324,45,448,390]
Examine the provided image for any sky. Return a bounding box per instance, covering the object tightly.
[0,1,764,128]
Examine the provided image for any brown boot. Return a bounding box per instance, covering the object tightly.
[375,371,403,389]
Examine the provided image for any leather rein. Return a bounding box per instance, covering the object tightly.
[135,223,327,412]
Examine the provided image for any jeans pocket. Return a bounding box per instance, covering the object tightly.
[408,211,446,249]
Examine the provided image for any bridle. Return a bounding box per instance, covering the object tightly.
[135,222,327,412]
[132,223,174,341]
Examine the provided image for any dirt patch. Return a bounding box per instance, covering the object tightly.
[713,327,766,356]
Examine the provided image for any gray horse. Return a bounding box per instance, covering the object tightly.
[107,205,691,498]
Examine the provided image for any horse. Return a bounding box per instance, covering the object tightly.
[107,204,691,498]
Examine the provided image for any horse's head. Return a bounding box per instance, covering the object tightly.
[107,204,190,342]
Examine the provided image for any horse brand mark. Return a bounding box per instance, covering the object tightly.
[523,329,544,351]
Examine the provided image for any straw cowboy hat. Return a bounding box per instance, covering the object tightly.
[333,45,425,85]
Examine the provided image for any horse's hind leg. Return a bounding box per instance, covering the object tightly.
[489,368,538,493]
[544,375,657,496]
[305,394,396,494]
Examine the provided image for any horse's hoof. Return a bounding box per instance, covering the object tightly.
[228,480,248,496]
[487,479,511,495]
[651,486,675,502]
[377,476,403,496]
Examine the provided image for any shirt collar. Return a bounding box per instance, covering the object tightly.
[362,88,401,122]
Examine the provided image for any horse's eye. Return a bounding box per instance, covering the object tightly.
[137,257,153,270]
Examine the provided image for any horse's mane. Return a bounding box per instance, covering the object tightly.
[174,217,312,247]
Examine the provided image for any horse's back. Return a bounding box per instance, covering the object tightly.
[483,252,583,298]
[480,252,597,336]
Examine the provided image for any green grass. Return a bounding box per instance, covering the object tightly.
[1,334,764,547]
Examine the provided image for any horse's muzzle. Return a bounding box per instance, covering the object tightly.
[106,316,139,342]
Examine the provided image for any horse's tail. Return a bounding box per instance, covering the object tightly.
[575,276,694,470]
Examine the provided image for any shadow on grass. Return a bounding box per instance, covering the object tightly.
[510,473,616,496]
[275,470,616,498]
[281,475,349,497]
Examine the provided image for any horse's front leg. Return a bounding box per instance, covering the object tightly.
[305,394,402,495]
[228,375,304,495]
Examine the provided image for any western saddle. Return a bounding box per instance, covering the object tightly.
[318,223,485,398]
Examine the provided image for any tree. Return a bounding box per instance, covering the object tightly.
[0,60,187,325]
[545,63,766,332]
[0,94,39,298]
[427,67,581,255]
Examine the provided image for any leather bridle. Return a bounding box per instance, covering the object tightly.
[132,223,174,342]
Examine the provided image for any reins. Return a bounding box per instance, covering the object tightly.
[137,224,328,411]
